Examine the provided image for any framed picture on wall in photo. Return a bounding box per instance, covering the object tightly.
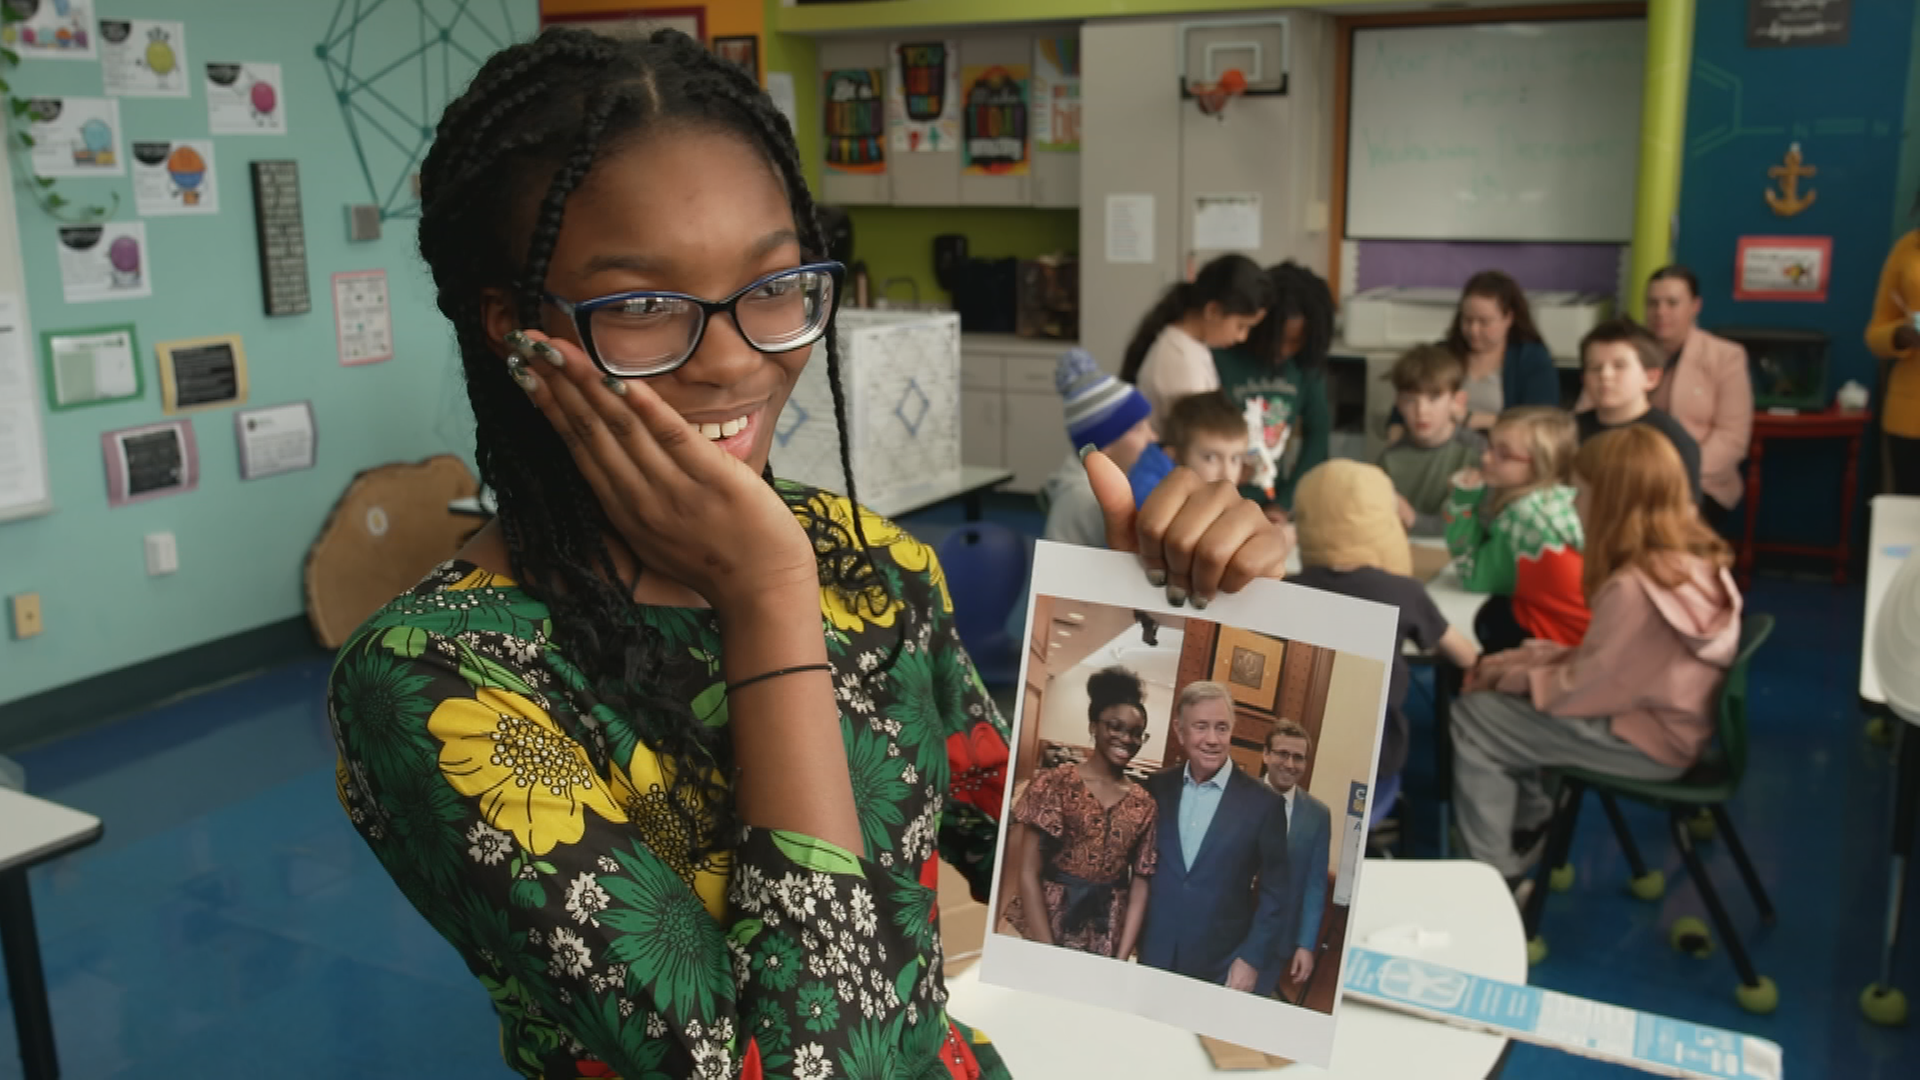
[982,542,1398,1067]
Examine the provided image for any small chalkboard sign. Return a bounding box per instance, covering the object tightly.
[1747,0,1849,48]
[251,160,311,316]
[157,333,249,413]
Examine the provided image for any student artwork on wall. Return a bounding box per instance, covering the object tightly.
[99,19,189,97]
[103,420,197,507]
[56,222,149,303]
[1734,235,1832,302]
[206,62,286,135]
[1031,38,1081,153]
[41,323,139,412]
[962,64,1029,176]
[889,41,959,153]
[3,0,96,59]
[332,270,393,365]
[823,67,885,174]
[156,334,249,413]
[26,97,124,178]
[131,140,219,216]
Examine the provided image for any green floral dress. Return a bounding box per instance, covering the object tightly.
[328,483,1013,1080]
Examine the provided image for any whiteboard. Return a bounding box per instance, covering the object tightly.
[1345,19,1646,242]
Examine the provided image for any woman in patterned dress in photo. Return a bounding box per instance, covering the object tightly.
[327,25,1291,1080]
[1008,667,1158,959]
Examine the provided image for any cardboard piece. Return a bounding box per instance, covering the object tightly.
[303,454,477,648]
[1409,542,1453,583]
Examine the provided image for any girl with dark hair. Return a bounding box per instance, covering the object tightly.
[1120,253,1272,420]
[1212,261,1335,517]
[1008,666,1159,959]
[328,27,1289,1077]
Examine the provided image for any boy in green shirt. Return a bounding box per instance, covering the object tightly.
[1378,344,1485,536]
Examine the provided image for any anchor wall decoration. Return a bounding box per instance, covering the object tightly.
[1765,142,1817,217]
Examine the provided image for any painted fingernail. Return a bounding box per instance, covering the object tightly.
[602,376,628,397]
[532,340,565,369]
[504,329,532,356]
[506,357,537,392]
[1191,594,1210,611]
[1166,586,1188,608]
[1078,443,1094,462]
[1145,568,1167,588]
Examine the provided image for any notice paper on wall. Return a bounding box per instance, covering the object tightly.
[43,324,140,410]
[57,222,150,303]
[766,72,798,136]
[103,419,197,507]
[236,402,316,480]
[100,19,190,98]
[157,334,248,413]
[206,62,286,135]
[332,270,394,365]
[1105,194,1155,265]
[0,295,53,523]
[12,1,96,60]
[1193,193,1262,253]
[1344,948,1783,1080]
[28,96,125,178]
[132,139,219,215]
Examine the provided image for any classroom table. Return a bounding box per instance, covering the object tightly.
[1860,495,1920,1024]
[448,466,1017,523]
[946,858,1523,1078]
[1,787,103,1080]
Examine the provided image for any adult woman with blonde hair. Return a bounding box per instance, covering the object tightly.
[1452,425,1742,887]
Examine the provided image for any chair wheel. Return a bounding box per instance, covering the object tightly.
[1867,713,1896,747]
[1670,916,1714,958]
[1735,976,1779,1015]
[1686,810,1716,842]
[1527,936,1548,966]
[1860,984,1908,1026]
[1548,864,1574,892]
[1628,870,1666,901]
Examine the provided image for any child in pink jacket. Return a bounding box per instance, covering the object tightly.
[1451,424,1742,885]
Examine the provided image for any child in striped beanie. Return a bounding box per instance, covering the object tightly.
[1041,348,1155,547]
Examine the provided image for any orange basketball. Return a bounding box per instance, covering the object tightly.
[1218,68,1248,93]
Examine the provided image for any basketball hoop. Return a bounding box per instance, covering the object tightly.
[1188,67,1247,119]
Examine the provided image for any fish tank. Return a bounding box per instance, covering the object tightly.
[1713,326,1828,411]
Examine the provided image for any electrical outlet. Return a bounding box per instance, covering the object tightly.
[10,593,42,639]
[145,531,179,576]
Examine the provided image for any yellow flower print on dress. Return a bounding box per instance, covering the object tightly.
[802,491,952,621]
[428,688,625,855]
[607,743,733,922]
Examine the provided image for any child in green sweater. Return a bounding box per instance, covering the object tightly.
[1378,345,1484,536]
[1212,262,1333,520]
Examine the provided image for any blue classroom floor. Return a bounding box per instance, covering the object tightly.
[1,495,1915,1078]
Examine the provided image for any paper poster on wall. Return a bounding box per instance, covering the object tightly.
[1105,194,1155,265]
[236,402,316,480]
[765,71,798,135]
[888,41,959,153]
[1748,0,1850,48]
[206,62,286,135]
[333,270,394,365]
[27,97,125,178]
[57,222,149,303]
[131,140,219,216]
[1734,235,1832,302]
[1031,38,1081,152]
[100,19,189,97]
[41,324,140,411]
[1193,193,1262,253]
[0,295,54,523]
[4,0,96,59]
[962,64,1028,176]
[823,68,885,174]
[103,420,197,507]
[156,334,248,413]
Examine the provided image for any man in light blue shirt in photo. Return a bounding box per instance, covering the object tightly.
[1140,681,1293,992]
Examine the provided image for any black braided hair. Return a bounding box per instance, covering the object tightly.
[1242,261,1334,376]
[1118,253,1269,384]
[417,26,898,871]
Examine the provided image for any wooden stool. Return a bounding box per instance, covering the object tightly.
[1739,407,1872,588]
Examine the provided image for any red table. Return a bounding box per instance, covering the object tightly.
[1738,407,1872,588]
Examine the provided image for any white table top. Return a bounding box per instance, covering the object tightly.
[946,859,1523,1078]
[1285,539,1484,651]
[0,787,102,874]
[1861,495,1920,707]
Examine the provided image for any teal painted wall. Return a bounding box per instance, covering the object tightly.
[1898,8,1920,238]
[0,0,539,709]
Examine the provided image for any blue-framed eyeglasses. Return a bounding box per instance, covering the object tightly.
[544,261,845,378]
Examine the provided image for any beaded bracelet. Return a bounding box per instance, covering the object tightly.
[725,663,832,695]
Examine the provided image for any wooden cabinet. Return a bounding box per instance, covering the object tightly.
[960,334,1074,494]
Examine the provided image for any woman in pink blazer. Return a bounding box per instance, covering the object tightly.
[1580,266,1753,527]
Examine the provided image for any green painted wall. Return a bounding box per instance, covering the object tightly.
[846,206,1078,309]
[0,0,540,711]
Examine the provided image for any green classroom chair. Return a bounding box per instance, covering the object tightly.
[1519,614,1779,1014]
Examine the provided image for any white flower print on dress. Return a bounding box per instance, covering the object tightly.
[547,927,592,978]
[596,855,620,874]
[564,872,611,926]
[645,1011,667,1038]
[849,886,878,936]
[794,1043,833,1080]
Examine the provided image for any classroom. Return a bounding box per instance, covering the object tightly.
[0,0,1917,1077]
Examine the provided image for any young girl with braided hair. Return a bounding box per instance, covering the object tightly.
[328,27,1289,1078]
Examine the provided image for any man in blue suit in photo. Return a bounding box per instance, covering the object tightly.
[1260,719,1332,1001]
[1139,681,1292,992]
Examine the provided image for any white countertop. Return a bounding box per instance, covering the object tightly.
[0,786,102,873]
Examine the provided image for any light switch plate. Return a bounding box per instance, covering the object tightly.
[145,532,179,576]
[10,593,41,639]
